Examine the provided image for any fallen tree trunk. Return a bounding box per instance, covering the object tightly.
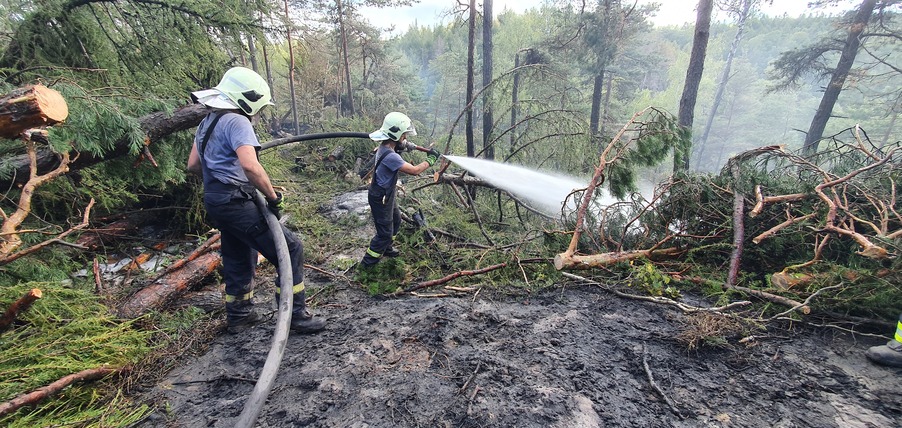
[0,84,68,138]
[118,251,221,319]
[554,247,682,270]
[75,211,158,250]
[0,366,120,417]
[0,288,42,333]
[0,103,209,189]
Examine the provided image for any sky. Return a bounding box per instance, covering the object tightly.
[360,0,857,35]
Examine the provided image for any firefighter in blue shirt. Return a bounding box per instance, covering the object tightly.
[360,112,440,269]
[187,67,325,335]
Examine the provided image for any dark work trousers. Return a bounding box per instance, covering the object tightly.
[362,185,401,267]
[205,196,305,319]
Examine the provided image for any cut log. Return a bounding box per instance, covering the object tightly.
[0,288,42,333]
[0,103,209,189]
[0,367,119,417]
[324,145,345,162]
[117,251,221,319]
[0,85,68,138]
[554,247,682,270]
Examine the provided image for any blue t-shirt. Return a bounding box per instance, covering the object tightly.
[372,145,405,190]
[194,112,260,189]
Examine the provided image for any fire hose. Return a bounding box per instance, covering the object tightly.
[233,132,447,427]
[233,191,295,428]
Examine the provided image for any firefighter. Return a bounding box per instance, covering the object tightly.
[187,66,325,334]
[360,112,440,269]
[866,313,902,367]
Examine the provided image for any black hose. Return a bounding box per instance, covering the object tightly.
[260,132,370,151]
[234,191,295,428]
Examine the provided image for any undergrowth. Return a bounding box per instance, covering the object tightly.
[0,282,152,427]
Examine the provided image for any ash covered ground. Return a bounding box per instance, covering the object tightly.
[137,272,902,428]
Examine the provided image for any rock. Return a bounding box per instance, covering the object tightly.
[320,190,370,221]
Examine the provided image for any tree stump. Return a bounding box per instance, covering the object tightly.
[0,85,68,138]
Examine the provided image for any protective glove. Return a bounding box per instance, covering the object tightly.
[267,192,285,218]
[425,148,441,166]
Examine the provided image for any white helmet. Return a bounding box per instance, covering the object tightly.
[191,67,274,116]
[369,112,417,142]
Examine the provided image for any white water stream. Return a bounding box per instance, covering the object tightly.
[444,155,611,217]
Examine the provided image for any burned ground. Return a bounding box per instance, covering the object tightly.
[138,271,902,428]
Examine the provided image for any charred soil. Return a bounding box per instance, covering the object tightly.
[138,272,902,428]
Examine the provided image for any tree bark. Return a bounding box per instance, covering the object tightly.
[482,0,494,160]
[510,50,522,150]
[0,85,68,138]
[284,0,300,133]
[803,0,877,155]
[0,288,42,333]
[0,103,208,190]
[336,0,355,116]
[465,0,476,158]
[675,0,713,171]
[117,251,222,319]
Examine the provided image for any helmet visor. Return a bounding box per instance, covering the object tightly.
[191,89,238,110]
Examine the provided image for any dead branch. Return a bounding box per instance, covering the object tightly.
[562,108,650,259]
[464,186,495,246]
[752,213,816,244]
[811,148,898,259]
[0,133,78,255]
[405,263,508,293]
[641,344,684,419]
[763,285,841,322]
[0,198,95,265]
[554,247,681,271]
[750,185,806,218]
[673,275,809,314]
[0,288,42,333]
[0,366,120,417]
[729,285,809,315]
[562,272,751,314]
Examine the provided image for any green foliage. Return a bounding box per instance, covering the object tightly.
[356,258,408,295]
[630,260,680,298]
[0,282,152,426]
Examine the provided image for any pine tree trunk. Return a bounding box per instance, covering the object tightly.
[481,0,494,160]
[510,51,521,150]
[466,0,477,158]
[676,0,713,171]
[337,0,355,116]
[0,103,207,190]
[803,0,877,155]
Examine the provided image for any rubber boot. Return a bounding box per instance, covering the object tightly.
[866,340,902,367]
[275,289,326,334]
[383,246,400,257]
[225,299,263,334]
[866,314,902,367]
